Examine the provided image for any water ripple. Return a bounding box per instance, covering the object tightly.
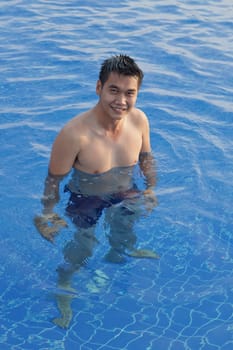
[1,1,233,348]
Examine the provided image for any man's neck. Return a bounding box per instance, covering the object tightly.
[94,105,126,136]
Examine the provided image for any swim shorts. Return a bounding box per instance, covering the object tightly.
[64,186,140,229]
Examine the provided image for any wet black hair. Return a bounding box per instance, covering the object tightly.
[99,54,144,87]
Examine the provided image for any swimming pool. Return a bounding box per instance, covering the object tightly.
[1,0,233,349]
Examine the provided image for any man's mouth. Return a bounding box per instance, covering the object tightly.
[111,105,127,113]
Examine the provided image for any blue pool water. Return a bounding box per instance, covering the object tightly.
[1,0,233,349]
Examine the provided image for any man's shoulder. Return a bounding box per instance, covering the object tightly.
[130,108,148,124]
[64,111,92,130]
[56,113,89,144]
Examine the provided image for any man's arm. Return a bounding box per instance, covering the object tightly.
[34,172,68,243]
[35,123,79,242]
[139,151,157,191]
[139,152,158,212]
[139,112,157,189]
[49,122,80,176]
[42,121,80,213]
[139,112,157,210]
[41,172,67,215]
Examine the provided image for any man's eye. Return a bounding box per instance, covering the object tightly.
[110,88,118,94]
[127,91,135,96]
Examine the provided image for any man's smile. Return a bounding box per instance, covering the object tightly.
[111,105,128,113]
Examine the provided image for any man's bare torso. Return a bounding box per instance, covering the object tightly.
[64,109,144,195]
[72,109,143,175]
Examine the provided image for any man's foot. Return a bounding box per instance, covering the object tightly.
[104,249,126,263]
[127,248,160,259]
[53,314,72,329]
[53,293,73,329]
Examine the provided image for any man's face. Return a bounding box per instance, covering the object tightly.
[96,72,139,121]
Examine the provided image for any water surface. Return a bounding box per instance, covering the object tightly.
[0,0,233,349]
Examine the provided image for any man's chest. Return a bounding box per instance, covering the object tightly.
[77,131,142,173]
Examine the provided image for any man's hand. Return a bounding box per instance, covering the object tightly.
[34,213,68,243]
[143,188,158,212]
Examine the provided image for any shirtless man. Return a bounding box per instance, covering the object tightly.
[35,54,157,328]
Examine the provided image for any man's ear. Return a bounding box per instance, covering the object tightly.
[96,80,102,95]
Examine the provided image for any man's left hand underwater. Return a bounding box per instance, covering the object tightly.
[143,188,158,212]
[34,213,68,243]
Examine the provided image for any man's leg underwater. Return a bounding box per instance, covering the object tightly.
[104,198,140,263]
[53,226,98,328]
[104,196,160,262]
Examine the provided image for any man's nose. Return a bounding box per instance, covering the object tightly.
[115,93,126,104]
